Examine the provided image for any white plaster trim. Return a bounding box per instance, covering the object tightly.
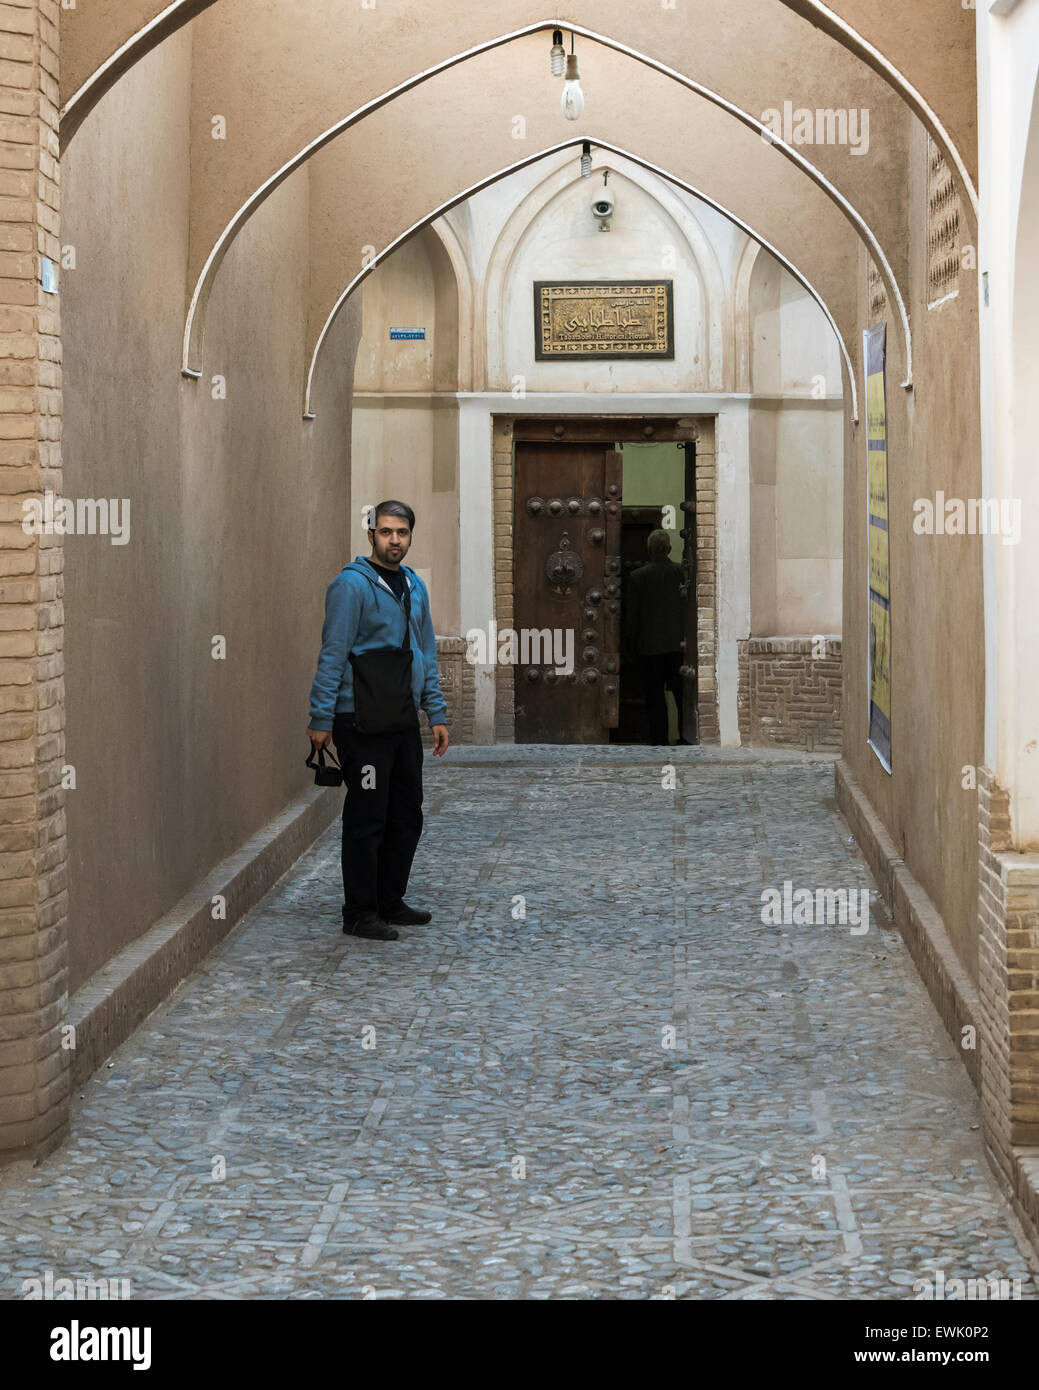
[460,390,747,411]
[60,0,198,129]
[733,238,763,394]
[926,289,961,312]
[305,139,860,425]
[426,217,476,394]
[182,20,901,401]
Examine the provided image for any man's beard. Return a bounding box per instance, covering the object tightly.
[375,539,406,565]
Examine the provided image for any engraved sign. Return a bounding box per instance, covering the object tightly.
[534,280,674,360]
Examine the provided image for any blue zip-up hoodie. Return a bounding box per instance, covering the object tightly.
[308,557,448,731]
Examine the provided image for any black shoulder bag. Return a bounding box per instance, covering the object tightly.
[348,582,420,735]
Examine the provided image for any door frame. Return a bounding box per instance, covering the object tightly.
[492,414,719,744]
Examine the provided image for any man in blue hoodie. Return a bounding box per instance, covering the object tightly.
[307,500,449,941]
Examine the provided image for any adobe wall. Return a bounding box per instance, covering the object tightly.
[841,117,983,981]
[61,30,362,991]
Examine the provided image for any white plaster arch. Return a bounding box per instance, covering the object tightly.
[788,0,978,216]
[61,0,210,146]
[427,213,476,394]
[181,20,911,390]
[478,151,729,393]
[62,5,978,229]
[305,136,860,424]
[733,237,763,395]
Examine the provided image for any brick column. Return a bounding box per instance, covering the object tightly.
[978,768,1039,1172]
[0,0,69,1163]
[492,417,514,743]
[694,445,718,744]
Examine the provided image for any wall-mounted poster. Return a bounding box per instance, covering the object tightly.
[534,281,674,360]
[864,323,892,773]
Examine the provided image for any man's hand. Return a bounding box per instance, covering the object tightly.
[308,727,332,750]
[432,724,449,757]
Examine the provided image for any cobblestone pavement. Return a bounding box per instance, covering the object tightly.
[2,747,1036,1300]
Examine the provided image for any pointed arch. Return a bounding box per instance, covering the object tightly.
[180,22,910,389]
[734,238,764,394]
[479,152,729,392]
[427,213,476,395]
[60,0,211,147]
[61,4,977,221]
[304,137,859,424]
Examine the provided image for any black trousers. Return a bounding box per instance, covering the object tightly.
[640,650,684,745]
[332,713,424,927]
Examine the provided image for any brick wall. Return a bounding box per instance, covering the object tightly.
[978,769,1013,1174]
[977,768,1039,1162]
[693,443,718,744]
[737,636,842,751]
[420,636,477,747]
[492,417,514,743]
[0,0,69,1163]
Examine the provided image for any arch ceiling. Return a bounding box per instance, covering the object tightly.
[184,32,910,385]
[60,0,977,208]
[297,74,865,415]
[186,11,908,336]
[304,140,858,422]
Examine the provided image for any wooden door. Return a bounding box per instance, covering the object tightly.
[513,442,622,743]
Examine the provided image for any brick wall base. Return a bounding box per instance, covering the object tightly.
[837,757,1039,1260]
[738,637,842,751]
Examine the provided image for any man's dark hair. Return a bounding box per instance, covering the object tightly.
[647,528,671,558]
[370,499,415,532]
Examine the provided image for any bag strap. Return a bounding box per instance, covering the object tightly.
[305,742,341,772]
[400,580,412,653]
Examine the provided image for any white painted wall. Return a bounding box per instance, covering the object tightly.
[500,170,709,394]
[749,255,844,636]
[977,0,1039,844]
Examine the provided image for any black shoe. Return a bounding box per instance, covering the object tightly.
[344,911,399,940]
[379,901,432,926]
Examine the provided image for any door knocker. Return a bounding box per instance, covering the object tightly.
[545,533,584,594]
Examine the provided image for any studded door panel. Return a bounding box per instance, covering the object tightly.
[513,442,622,744]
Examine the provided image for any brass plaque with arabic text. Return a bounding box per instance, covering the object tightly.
[534,280,674,360]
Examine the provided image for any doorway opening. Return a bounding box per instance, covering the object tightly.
[504,417,709,746]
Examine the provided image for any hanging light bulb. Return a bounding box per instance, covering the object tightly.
[581,141,592,177]
[561,52,584,120]
[550,29,565,77]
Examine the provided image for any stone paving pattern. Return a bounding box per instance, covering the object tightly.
[1,747,1036,1300]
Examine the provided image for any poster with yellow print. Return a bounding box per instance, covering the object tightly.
[864,324,891,771]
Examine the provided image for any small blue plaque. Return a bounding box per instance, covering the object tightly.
[390,327,426,340]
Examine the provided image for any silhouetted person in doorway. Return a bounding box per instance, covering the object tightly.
[307,501,449,941]
[625,529,689,746]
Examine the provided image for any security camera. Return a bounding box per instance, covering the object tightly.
[592,193,614,230]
